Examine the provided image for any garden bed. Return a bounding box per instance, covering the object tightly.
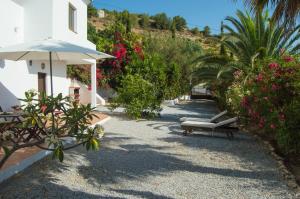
[250,130,300,191]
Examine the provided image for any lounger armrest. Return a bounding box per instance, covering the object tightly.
[214,117,238,128]
[209,110,228,122]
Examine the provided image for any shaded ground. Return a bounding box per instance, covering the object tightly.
[0,100,297,199]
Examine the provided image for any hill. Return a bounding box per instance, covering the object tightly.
[88,12,220,53]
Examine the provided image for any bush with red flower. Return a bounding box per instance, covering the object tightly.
[96,23,144,89]
[237,55,300,154]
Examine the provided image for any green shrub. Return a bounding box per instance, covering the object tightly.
[110,75,162,119]
[237,55,300,154]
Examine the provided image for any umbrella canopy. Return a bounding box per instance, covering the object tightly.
[0,39,114,61]
[0,39,114,96]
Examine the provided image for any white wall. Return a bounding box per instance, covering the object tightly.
[0,60,69,111]
[22,0,53,42]
[0,0,24,46]
[0,0,96,111]
[52,0,95,49]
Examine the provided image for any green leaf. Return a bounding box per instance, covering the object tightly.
[58,149,64,162]
[2,146,11,156]
[85,142,91,150]
[91,138,100,150]
[53,147,64,162]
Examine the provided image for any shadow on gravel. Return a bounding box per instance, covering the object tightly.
[110,189,175,199]
[78,144,277,181]
[0,101,290,198]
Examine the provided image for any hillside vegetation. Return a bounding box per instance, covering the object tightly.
[88,8,220,53]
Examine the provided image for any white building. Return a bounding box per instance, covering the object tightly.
[0,0,105,111]
[97,9,105,18]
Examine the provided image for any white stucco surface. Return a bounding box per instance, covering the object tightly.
[0,0,99,111]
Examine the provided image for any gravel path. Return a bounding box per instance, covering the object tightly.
[0,100,298,199]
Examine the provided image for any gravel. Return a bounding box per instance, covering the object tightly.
[0,100,298,199]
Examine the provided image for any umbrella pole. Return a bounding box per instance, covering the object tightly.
[49,51,55,132]
[49,52,53,97]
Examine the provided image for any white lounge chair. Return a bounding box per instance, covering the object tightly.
[179,110,228,122]
[181,117,238,138]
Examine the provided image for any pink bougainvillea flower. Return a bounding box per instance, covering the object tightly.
[268,62,279,70]
[283,56,294,63]
[96,68,103,80]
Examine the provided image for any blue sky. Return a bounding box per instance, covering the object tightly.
[92,0,247,34]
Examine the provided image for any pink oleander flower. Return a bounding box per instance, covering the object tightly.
[268,62,279,70]
[283,56,294,63]
[279,113,285,121]
[259,118,265,128]
[256,73,263,82]
[287,68,295,74]
[270,123,276,129]
[233,70,243,79]
[241,96,250,108]
[261,86,268,92]
[271,84,278,91]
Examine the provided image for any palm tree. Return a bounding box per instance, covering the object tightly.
[241,0,300,27]
[223,10,300,67]
[194,10,300,83]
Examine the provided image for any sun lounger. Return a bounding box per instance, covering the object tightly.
[179,110,228,122]
[181,117,238,138]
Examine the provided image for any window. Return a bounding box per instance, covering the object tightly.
[69,3,77,32]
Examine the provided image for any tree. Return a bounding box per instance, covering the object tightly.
[172,16,187,31]
[190,27,200,35]
[144,35,203,94]
[193,10,300,99]
[220,21,226,55]
[223,10,300,66]
[139,14,150,28]
[171,21,176,39]
[151,13,171,30]
[0,91,104,168]
[203,26,211,36]
[88,3,98,18]
[116,10,133,33]
[241,0,300,27]
[87,23,99,44]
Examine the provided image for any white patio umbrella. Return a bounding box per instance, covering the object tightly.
[0,38,114,96]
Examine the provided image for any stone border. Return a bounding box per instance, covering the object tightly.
[252,134,300,194]
[0,116,112,183]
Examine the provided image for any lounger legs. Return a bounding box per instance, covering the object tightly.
[183,128,192,136]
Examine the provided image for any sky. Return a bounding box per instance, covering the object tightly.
[92,0,247,34]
